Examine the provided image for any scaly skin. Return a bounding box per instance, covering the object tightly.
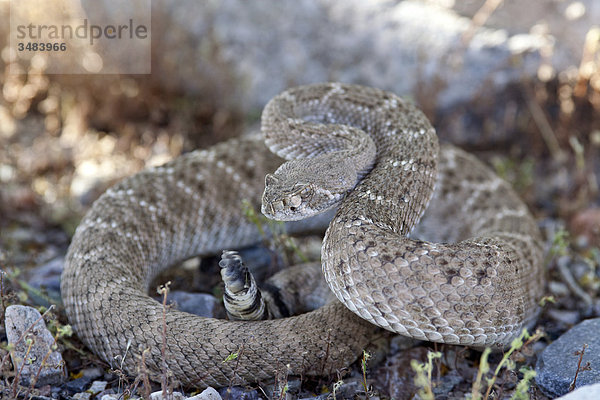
[62,83,544,388]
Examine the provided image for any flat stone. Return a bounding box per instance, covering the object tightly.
[72,393,91,400]
[95,389,116,400]
[65,375,92,393]
[88,380,108,394]
[536,318,600,397]
[218,386,260,400]
[4,305,66,387]
[167,291,219,317]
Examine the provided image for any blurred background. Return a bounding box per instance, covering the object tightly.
[1,0,598,234]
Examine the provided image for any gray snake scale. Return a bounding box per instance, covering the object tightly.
[61,83,544,387]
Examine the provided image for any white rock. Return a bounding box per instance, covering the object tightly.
[4,305,66,387]
[556,383,600,400]
[186,387,222,400]
[88,380,108,393]
[150,390,186,400]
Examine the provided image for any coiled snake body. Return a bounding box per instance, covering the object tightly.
[61,83,544,387]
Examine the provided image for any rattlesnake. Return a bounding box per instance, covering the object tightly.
[61,83,544,388]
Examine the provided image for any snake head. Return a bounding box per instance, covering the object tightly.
[262,158,357,221]
[262,175,315,221]
[262,171,347,222]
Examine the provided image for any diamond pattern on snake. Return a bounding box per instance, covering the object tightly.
[61,83,544,387]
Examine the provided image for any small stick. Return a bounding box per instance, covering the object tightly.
[139,348,152,400]
[570,344,591,392]
[158,282,171,399]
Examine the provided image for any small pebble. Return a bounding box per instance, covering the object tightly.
[536,318,600,397]
[72,392,91,400]
[150,390,186,400]
[88,380,108,394]
[4,305,66,387]
[96,388,117,399]
[181,257,201,270]
[187,387,222,400]
[167,291,220,317]
[218,386,260,400]
[65,375,92,393]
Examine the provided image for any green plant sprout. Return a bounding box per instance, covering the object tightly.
[411,350,442,400]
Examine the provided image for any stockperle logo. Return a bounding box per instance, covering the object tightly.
[9,0,151,74]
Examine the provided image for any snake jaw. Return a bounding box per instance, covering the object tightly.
[262,157,356,221]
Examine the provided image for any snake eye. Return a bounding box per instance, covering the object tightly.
[289,195,302,208]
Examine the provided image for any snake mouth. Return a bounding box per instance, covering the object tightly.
[261,199,305,221]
